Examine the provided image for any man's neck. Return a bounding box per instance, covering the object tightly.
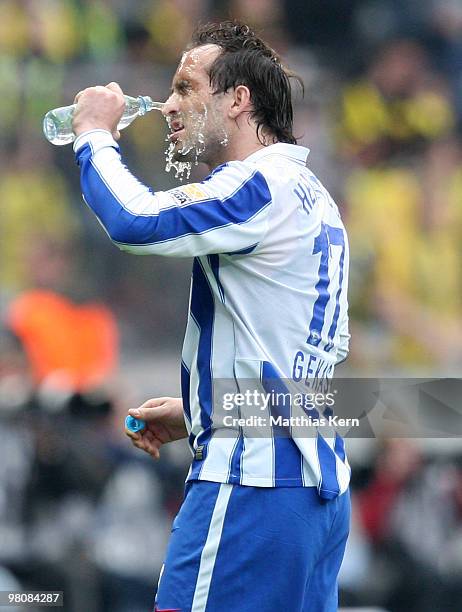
[206,139,275,170]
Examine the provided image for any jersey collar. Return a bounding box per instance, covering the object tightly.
[244,142,310,164]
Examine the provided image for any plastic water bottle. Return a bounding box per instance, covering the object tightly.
[43,95,164,146]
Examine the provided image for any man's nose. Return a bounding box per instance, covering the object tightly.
[162,94,179,118]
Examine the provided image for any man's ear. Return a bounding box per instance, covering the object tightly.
[228,85,252,119]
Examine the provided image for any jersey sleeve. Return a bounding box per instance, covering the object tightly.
[73,130,272,257]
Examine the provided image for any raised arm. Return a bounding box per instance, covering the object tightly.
[74,131,272,257]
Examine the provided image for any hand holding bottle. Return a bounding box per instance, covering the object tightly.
[42,83,164,146]
[73,82,126,140]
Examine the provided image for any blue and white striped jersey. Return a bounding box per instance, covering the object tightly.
[74,130,351,499]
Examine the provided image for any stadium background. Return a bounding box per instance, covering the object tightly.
[1,1,462,610]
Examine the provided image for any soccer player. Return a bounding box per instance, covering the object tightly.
[72,22,350,612]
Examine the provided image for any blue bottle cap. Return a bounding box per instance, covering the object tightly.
[125,415,146,433]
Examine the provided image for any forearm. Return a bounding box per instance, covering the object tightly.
[74,130,165,248]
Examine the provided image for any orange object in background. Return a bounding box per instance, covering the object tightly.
[7,290,118,392]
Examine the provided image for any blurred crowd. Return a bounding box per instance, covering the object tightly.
[1,1,462,611]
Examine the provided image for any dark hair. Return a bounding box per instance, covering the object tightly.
[189,21,302,145]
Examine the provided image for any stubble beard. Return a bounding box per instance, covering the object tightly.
[172,99,228,168]
[172,130,223,168]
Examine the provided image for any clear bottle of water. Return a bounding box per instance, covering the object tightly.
[43,95,164,146]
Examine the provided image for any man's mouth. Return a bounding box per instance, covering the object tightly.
[169,121,185,141]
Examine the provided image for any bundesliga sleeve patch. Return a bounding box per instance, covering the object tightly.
[170,189,191,205]
[170,183,210,204]
[182,183,209,199]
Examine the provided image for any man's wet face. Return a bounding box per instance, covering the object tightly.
[163,45,229,168]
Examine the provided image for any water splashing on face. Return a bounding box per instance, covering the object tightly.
[163,103,206,180]
[164,139,192,180]
[163,97,229,181]
[219,131,229,147]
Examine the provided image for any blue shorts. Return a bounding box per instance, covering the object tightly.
[154,481,350,612]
